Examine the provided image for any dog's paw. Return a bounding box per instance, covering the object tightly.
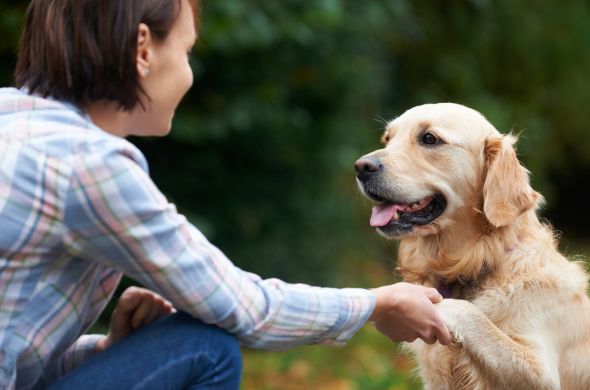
[435,299,477,343]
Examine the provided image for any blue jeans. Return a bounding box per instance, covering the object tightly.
[47,312,242,390]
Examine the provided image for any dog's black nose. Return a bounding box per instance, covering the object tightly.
[355,157,382,181]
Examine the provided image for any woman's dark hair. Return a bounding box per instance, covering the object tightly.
[15,0,198,111]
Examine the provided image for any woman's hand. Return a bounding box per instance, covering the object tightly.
[97,286,176,352]
[370,282,451,345]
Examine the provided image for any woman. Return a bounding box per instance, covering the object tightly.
[0,0,450,389]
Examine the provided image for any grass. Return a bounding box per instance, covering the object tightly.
[241,325,422,390]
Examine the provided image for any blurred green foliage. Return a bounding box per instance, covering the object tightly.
[138,0,590,283]
[130,0,590,282]
[2,0,590,388]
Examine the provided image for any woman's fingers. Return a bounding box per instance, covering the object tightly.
[131,295,155,329]
[425,287,443,303]
[143,296,175,326]
[127,288,175,329]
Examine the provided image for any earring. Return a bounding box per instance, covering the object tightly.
[142,67,150,77]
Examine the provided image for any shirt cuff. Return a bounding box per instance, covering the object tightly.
[60,334,105,375]
[320,288,376,346]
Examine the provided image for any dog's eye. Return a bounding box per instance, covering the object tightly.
[420,132,442,146]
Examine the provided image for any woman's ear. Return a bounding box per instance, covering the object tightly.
[136,23,153,78]
[482,134,541,228]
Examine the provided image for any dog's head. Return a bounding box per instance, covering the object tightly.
[356,103,541,239]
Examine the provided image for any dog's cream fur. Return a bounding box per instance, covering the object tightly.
[359,103,590,389]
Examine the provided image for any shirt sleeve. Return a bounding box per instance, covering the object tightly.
[62,146,375,350]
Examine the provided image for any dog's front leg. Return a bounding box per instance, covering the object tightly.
[436,299,560,390]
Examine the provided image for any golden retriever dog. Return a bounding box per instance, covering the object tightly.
[355,103,590,389]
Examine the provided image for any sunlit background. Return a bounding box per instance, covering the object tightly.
[1,1,589,388]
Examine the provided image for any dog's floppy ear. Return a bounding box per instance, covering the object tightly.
[483,134,541,228]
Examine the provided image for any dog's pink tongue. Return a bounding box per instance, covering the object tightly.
[370,203,405,227]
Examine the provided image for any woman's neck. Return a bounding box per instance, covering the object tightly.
[85,100,132,138]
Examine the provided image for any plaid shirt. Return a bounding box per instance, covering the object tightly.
[0,88,375,390]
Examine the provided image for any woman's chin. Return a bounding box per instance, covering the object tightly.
[154,122,173,137]
[133,121,173,137]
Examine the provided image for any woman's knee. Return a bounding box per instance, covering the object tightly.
[168,312,242,376]
[167,312,242,388]
[210,327,242,381]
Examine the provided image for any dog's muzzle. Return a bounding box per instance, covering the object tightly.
[354,156,447,237]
